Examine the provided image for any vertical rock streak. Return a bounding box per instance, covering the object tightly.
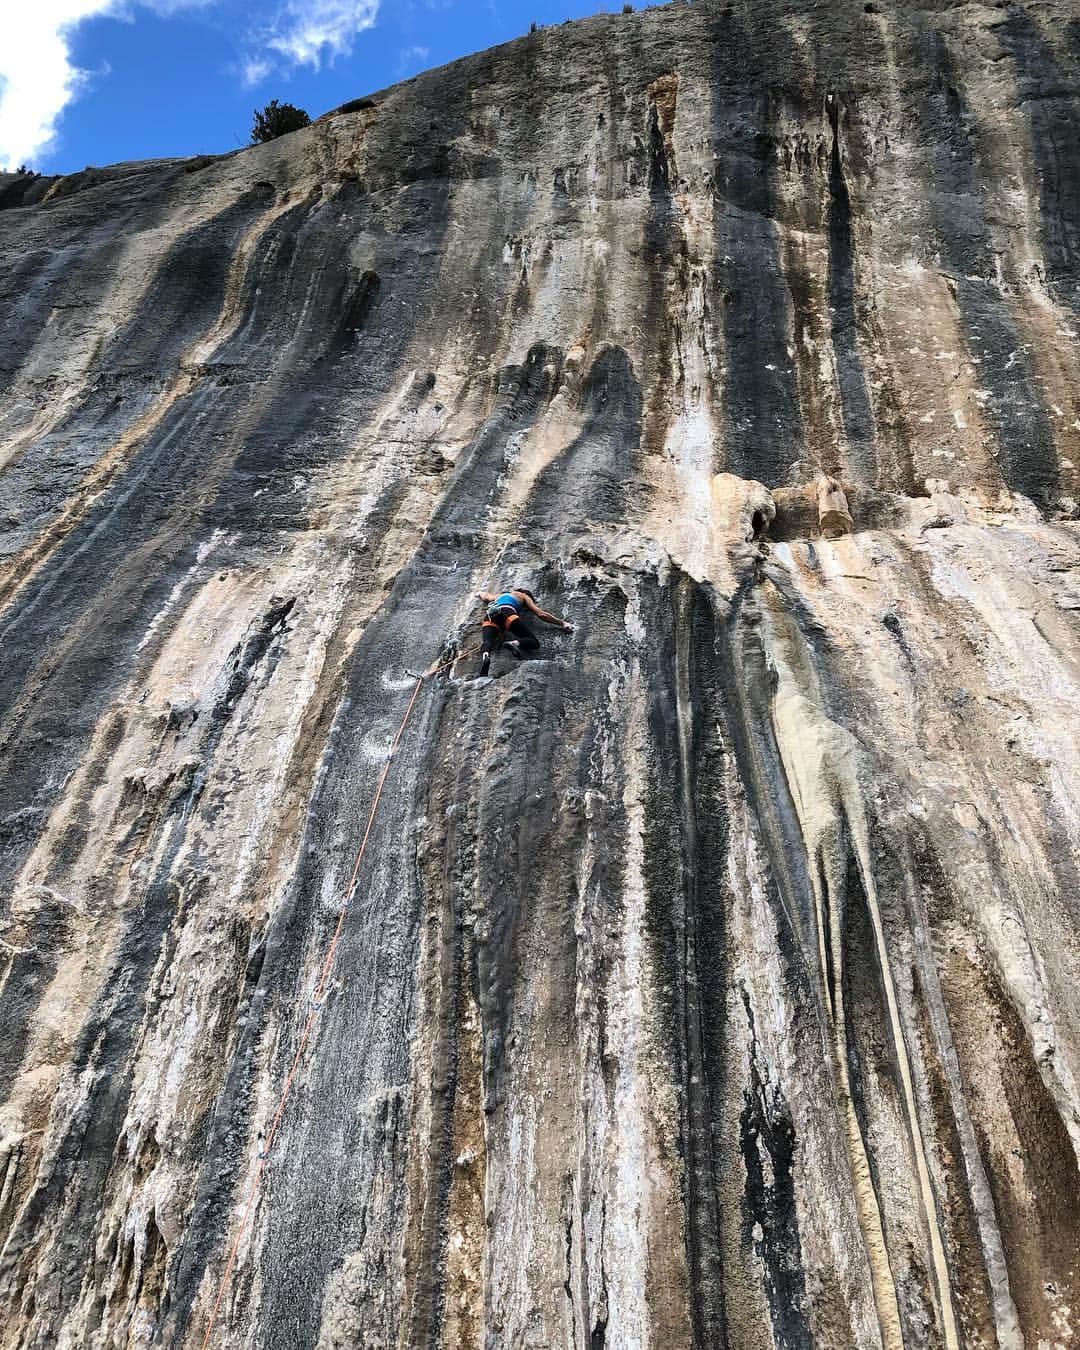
[1,2,1079,1346]
[759,581,957,1350]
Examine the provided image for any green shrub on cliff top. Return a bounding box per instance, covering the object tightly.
[250,100,312,144]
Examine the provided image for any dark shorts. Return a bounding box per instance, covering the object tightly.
[482,608,540,652]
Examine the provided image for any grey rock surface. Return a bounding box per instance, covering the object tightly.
[1,1,1080,1345]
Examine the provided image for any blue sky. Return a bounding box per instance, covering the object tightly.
[0,0,625,175]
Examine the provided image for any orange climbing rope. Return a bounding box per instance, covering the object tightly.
[197,645,476,1350]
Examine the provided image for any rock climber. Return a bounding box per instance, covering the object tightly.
[477,587,573,675]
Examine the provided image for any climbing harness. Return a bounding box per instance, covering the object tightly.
[196,645,476,1349]
[487,601,519,624]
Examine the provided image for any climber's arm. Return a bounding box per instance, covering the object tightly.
[521,594,573,631]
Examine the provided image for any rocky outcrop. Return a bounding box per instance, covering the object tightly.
[1,1,1079,1346]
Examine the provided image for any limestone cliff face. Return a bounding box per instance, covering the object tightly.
[1,1,1080,1346]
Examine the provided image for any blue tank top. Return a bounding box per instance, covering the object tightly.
[494,592,521,613]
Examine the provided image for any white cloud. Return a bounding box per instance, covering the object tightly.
[0,0,213,171]
[0,3,118,170]
[396,42,429,76]
[241,55,272,87]
[262,0,379,68]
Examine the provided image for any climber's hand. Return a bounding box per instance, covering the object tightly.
[562,622,574,633]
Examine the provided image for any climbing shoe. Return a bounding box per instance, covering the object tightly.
[506,640,524,659]
[480,651,491,676]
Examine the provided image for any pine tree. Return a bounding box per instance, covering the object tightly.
[250,100,311,145]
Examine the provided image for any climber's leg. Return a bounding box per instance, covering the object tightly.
[480,618,500,675]
[504,613,540,651]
